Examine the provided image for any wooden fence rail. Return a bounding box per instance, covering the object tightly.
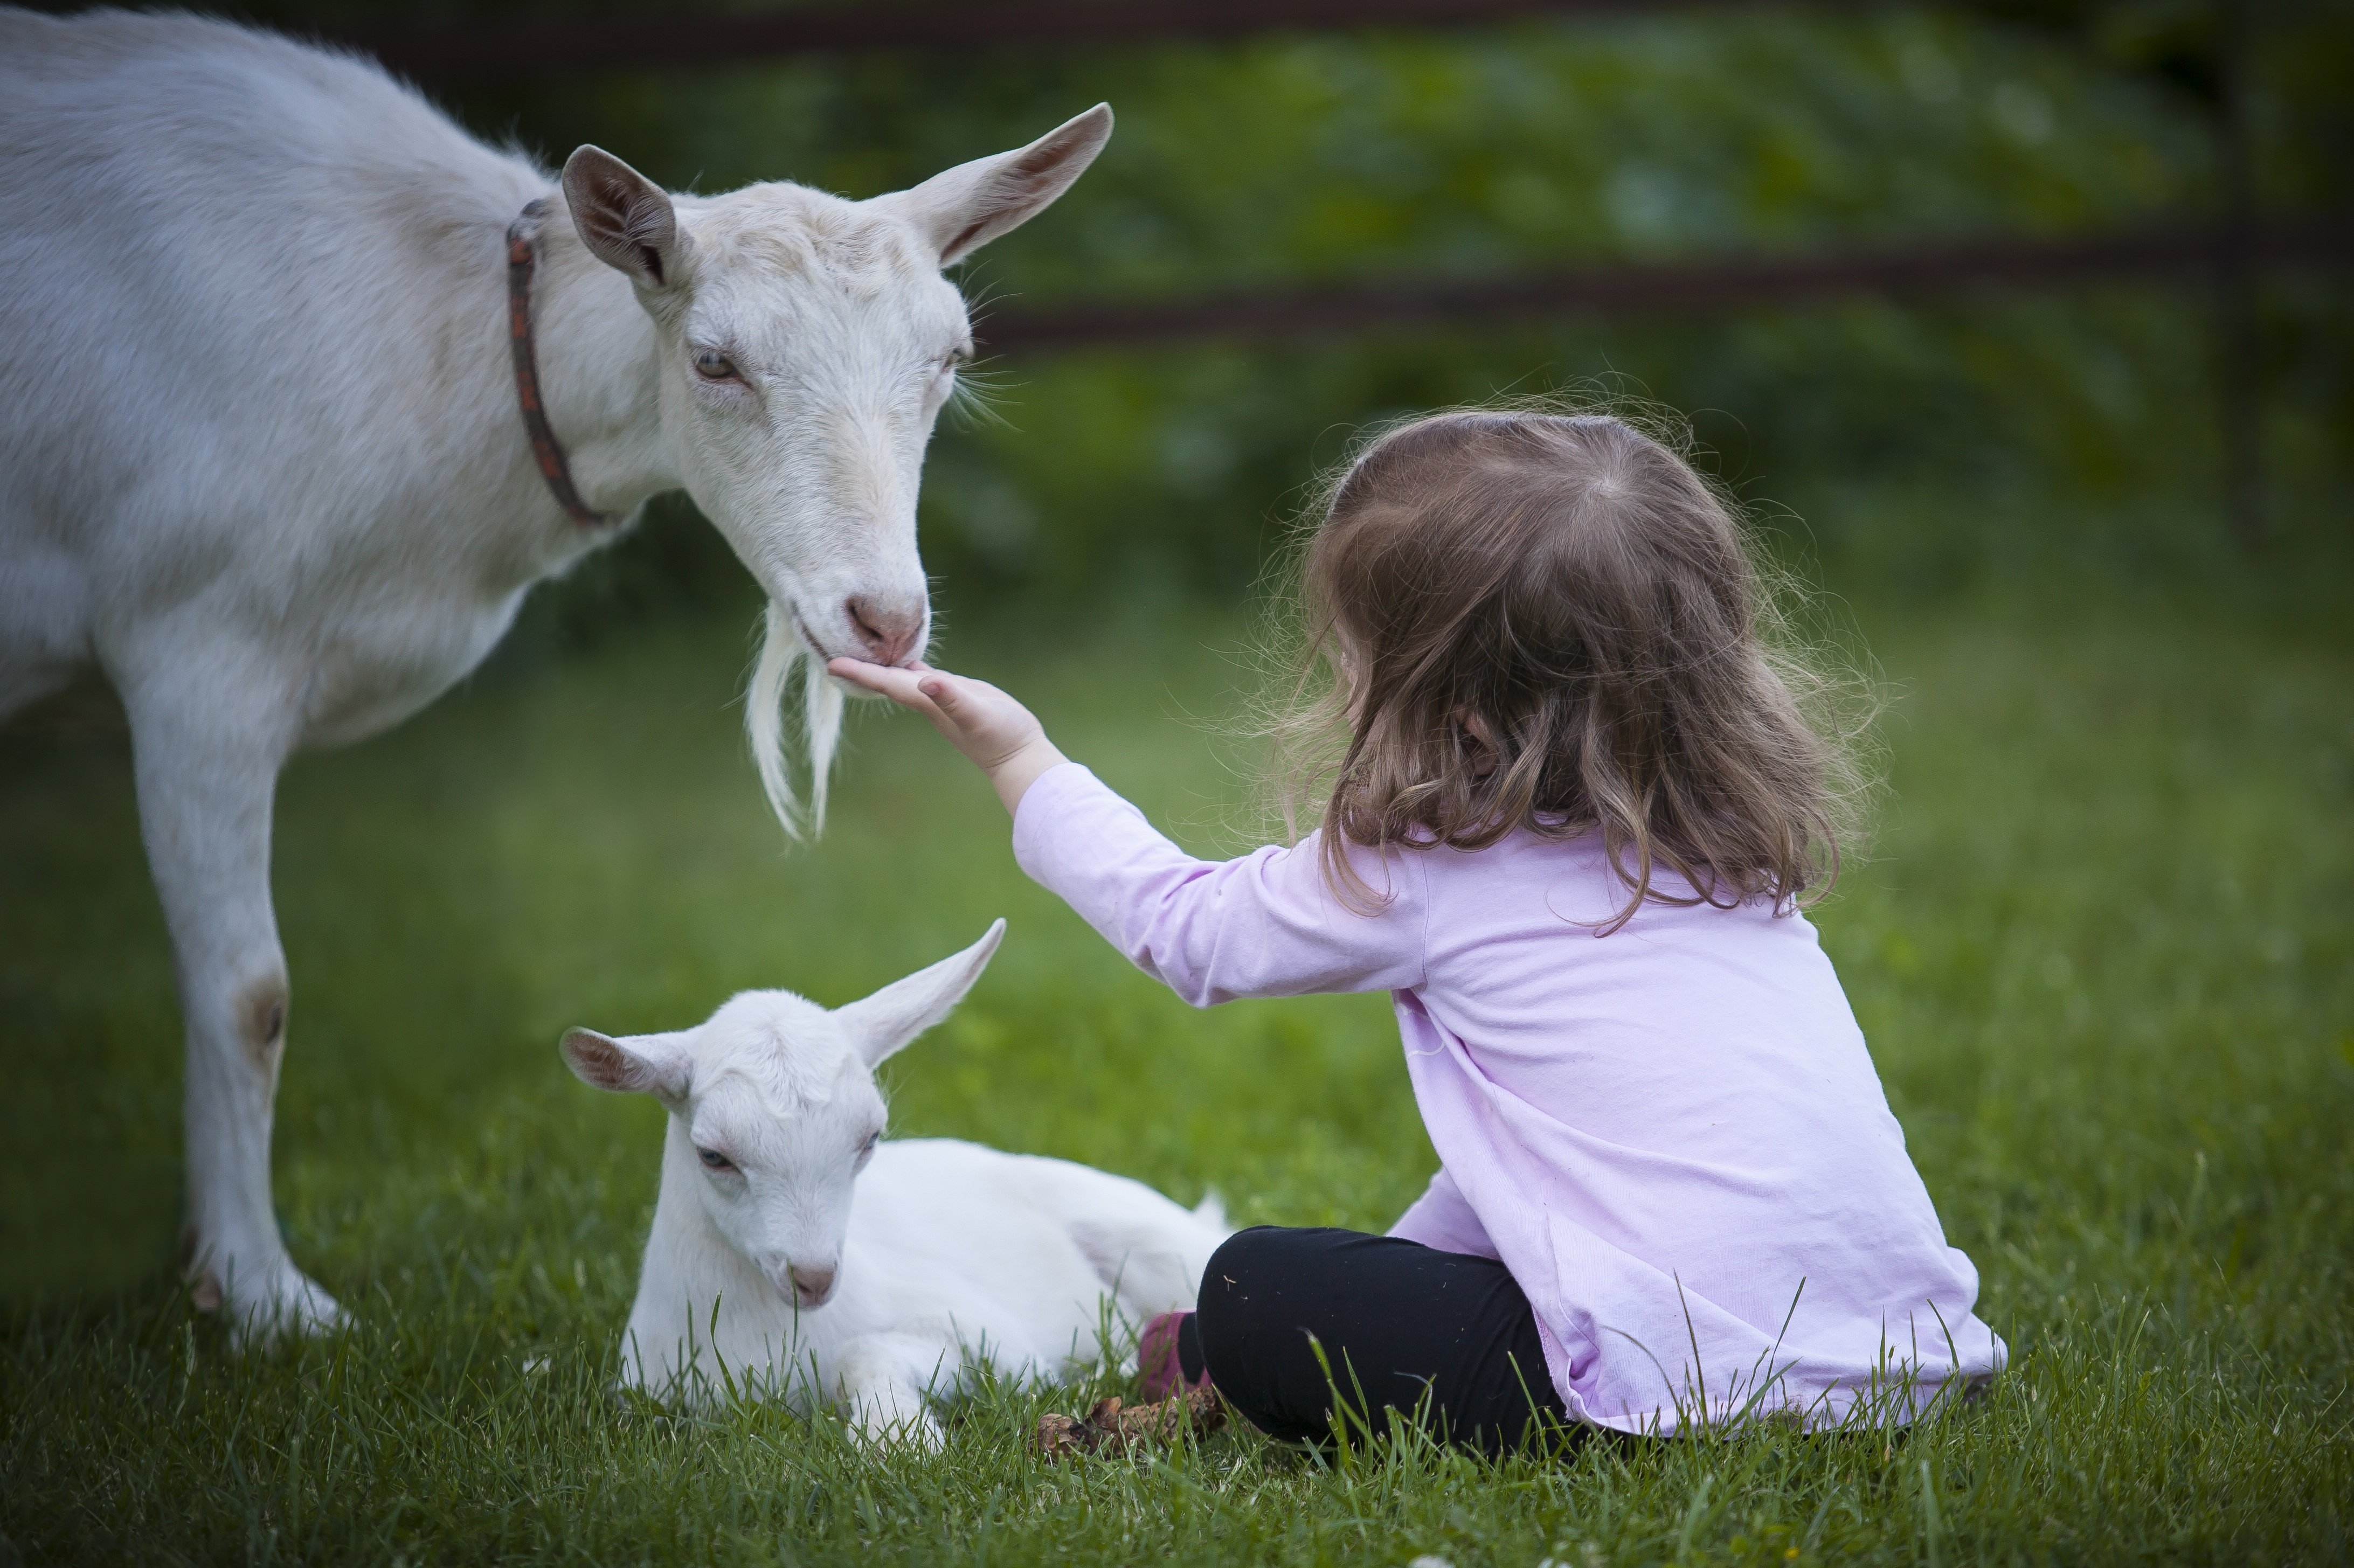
[361,0,1874,81]
[973,218,2352,352]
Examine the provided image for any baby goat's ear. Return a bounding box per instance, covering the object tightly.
[560,1028,692,1100]
[835,919,1006,1068]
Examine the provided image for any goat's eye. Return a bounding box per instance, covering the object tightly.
[939,348,969,374]
[696,1147,735,1172]
[856,1131,881,1163]
[691,349,739,381]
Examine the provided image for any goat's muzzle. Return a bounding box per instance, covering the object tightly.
[844,593,926,667]
[786,1262,837,1307]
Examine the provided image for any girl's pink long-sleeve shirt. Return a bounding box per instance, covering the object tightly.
[1014,762,2004,1434]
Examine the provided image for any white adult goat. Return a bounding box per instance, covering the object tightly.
[560,922,1228,1445]
[0,8,1112,1337]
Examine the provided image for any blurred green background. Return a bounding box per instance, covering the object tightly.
[248,0,2354,627]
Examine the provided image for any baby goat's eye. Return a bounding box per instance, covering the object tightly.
[696,1146,735,1172]
[691,348,739,381]
[855,1130,881,1164]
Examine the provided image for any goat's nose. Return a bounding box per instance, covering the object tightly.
[844,594,925,667]
[787,1262,837,1307]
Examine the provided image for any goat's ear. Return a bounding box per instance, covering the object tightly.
[560,1027,692,1099]
[835,919,1006,1068]
[887,106,1112,267]
[562,147,691,290]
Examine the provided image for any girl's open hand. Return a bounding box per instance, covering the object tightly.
[827,657,1069,816]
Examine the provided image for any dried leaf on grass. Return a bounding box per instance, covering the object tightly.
[1034,1388,1226,1461]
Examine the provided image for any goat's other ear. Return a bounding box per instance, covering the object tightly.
[560,1027,692,1099]
[835,919,1007,1068]
[562,146,691,290]
[888,105,1112,267]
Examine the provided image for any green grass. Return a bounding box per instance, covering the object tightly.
[2,596,2349,1565]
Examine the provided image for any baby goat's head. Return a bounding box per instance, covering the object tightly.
[559,920,1004,1309]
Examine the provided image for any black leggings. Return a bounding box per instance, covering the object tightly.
[1187,1225,1569,1454]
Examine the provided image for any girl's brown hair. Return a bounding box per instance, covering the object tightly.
[1263,405,1871,931]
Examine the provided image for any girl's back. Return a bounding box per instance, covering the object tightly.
[1407,829,1986,1430]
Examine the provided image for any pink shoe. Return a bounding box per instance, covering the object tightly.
[1138,1310,1211,1402]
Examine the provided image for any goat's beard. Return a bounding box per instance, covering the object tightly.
[746,599,846,841]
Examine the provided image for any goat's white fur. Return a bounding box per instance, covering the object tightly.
[563,922,1229,1446]
[0,6,1112,1337]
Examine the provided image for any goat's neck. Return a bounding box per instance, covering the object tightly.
[523,220,680,520]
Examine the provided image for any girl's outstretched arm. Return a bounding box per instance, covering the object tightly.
[826,657,1068,815]
[833,655,1425,1007]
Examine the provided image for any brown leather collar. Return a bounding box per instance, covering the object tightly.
[506,198,609,528]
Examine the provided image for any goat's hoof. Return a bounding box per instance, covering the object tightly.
[197,1259,347,1346]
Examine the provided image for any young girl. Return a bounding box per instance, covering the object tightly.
[833,409,2003,1448]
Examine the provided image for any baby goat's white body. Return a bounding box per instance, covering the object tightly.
[627,1136,1223,1436]
[564,921,1227,1444]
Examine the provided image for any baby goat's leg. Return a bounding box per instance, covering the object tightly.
[833,1333,952,1448]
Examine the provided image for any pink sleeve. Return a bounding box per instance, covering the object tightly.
[1388,1167,1501,1259]
[1012,762,1425,1005]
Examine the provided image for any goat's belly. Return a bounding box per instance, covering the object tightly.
[296,588,527,746]
[837,1226,1117,1371]
[0,539,92,723]
[830,1141,1186,1375]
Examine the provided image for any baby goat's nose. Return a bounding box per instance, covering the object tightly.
[787,1262,837,1307]
[844,594,925,667]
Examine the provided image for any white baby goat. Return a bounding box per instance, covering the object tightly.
[561,921,1228,1445]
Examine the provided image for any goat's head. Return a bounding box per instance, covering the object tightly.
[557,108,1111,838]
[559,920,1004,1309]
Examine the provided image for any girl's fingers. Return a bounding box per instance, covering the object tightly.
[831,657,980,740]
[917,677,999,743]
[828,656,926,703]
[826,657,1037,774]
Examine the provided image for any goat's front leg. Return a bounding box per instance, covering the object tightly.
[833,1334,952,1449]
[123,656,341,1340]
